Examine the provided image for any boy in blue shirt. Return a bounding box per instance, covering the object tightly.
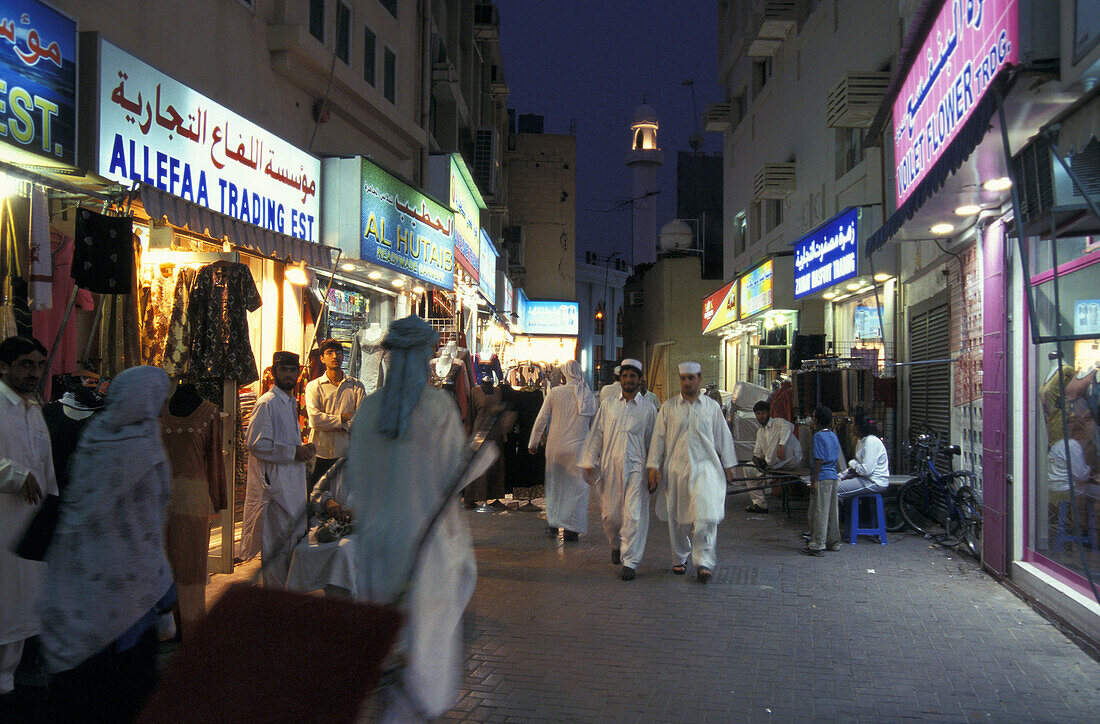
[803,406,842,556]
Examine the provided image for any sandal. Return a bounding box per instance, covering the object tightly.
[672,564,686,575]
[696,567,712,583]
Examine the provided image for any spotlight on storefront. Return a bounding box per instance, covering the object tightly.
[982,177,1012,192]
[0,172,21,197]
[222,236,232,253]
[930,223,955,235]
[823,291,837,300]
[846,282,862,291]
[391,278,406,288]
[340,262,357,272]
[954,204,981,216]
[413,285,426,294]
[286,260,309,286]
[368,270,383,280]
[873,273,892,282]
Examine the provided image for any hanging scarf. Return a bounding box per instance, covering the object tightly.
[562,359,597,416]
[376,315,438,439]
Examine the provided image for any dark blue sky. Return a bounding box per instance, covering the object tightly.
[494,1,723,257]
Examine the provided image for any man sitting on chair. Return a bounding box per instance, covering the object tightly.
[748,400,802,513]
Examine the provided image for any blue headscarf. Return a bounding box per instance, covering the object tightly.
[376,315,438,439]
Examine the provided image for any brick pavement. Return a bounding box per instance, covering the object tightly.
[442,491,1100,723]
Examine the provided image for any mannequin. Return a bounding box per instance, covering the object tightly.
[465,376,507,510]
[349,322,386,393]
[168,381,204,418]
[42,387,104,494]
[474,347,504,385]
[431,341,470,428]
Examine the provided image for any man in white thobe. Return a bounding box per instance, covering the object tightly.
[579,359,657,581]
[599,364,621,405]
[748,399,802,513]
[0,336,57,696]
[240,351,315,588]
[647,361,737,583]
[529,360,597,540]
[640,378,661,411]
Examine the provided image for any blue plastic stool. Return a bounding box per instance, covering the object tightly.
[1051,501,1088,552]
[847,492,888,545]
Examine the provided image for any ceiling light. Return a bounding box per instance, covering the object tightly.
[368,271,383,280]
[931,223,955,235]
[285,261,309,286]
[846,282,862,291]
[823,292,836,300]
[391,278,405,288]
[954,204,981,216]
[412,285,426,294]
[340,262,357,272]
[982,177,1012,192]
[873,273,891,282]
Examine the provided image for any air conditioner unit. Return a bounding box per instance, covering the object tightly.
[1012,136,1100,237]
[626,291,644,306]
[826,72,891,128]
[753,162,796,200]
[473,127,499,196]
[745,1,796,57]
[703,102,734,133]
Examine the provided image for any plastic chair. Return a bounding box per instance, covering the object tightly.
[847,492,888,545]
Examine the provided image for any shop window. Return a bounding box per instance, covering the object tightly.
[378,0,398,19]
[335,2,351,64]
[309,0,325,42]
[384,47,397,104]
[835,127,866,178]
[363,25,377,86]
[594,304,606,336]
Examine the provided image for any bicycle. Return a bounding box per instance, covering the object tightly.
[896,431,983,558]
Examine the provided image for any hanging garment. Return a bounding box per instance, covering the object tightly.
[28,186,51,311]
[769,380,795,424]
[512,387,546,489]
[474,354,504,385]
[161,401,226,637]
[464,384,506,501]
[348,326,386,394]
[72,208,133,294]
[141,265,181,367]
[161,267,198,378]
[32,232,95,401]
[189,261,262,384]
[42,402,97,494]
[430,359,470,428]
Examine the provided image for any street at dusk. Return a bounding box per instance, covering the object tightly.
[2,1,1100,722]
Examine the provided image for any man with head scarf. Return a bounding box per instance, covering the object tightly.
[529,359,597,540]
[345,315,496,722]
[579,358,657,581]
[240,351,316,588]
[647,361,738,583]
[0,335,55,703]
[40,366,175,721]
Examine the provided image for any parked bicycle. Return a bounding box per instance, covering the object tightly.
[896,431,983,557]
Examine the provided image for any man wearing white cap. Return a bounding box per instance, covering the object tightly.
[599,365,622,405]
[579,358,657,580]
[647,361,738,582]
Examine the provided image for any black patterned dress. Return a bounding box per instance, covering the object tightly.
[188,261,262,384]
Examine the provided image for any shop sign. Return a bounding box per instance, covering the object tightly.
[516,288,529,333]
[893,0,1018,206]
[854,304,883,339]
[702,278,737,334]
[0,0,76,166]
[523,300,579,336]
[1075,299,1100,336]
[793,207,859,299]
[429,153,483,281]
[98,41,321,241]
[503,275,514,319]
[478,229,498,303]
[740,259,773,318]
[359,156,454,289]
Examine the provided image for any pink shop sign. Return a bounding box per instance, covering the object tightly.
[893,0,1019,206]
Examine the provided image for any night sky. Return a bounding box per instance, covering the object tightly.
[494,1,723,257]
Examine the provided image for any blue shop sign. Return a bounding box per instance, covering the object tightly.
[0,0,76,166]
[793,207,860,299]
[478,229,498,303]
[523,300,579,336]
[360,157,455,289]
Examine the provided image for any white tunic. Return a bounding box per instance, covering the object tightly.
[753,416,802,468]
[578,393,657,519]
[529,385,594,533]
[647,394,737,525]
[599,381,622,405]
[0,380,57,646]
[239,386,307,562]
[847,434,890,488]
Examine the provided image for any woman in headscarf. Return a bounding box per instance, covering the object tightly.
[529,359,598,540]
[41,366,175,723]
[345,315,496,722]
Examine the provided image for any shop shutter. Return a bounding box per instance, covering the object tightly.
[908,298,951,442]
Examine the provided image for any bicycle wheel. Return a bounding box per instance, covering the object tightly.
[883,487,908,532]
[898,478,944,537]
[948,485,983,558]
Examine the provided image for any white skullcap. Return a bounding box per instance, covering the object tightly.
[620,358,643,374]
[613,365,621,375]
[678,361,702,375]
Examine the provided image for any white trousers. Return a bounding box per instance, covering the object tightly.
[601,472,650,569]
[0,639,24,694]
[261,501,305,589]
[667,519,719,570]
[750,459,799,507]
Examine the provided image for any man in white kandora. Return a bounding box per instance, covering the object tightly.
[748,400,803,513]
[838,412,890,501]
[345,315,496,722]
[647,361,738,583]
[579,359,657,581]
[529,360,597,540]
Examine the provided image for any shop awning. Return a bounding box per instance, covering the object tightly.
[138,185,335,268]
[864,75,1006,257]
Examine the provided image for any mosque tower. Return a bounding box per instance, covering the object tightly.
[627,102,663,266]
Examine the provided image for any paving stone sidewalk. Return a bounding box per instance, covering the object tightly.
[443,491,1100,723]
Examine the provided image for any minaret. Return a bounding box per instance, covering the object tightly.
[627,102,663,266]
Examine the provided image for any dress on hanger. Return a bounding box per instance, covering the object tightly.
[474,354,504,384]
[431,358,470,427]
[464,385,506,501]
[161,267,198,378]
[188,261,263,384]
